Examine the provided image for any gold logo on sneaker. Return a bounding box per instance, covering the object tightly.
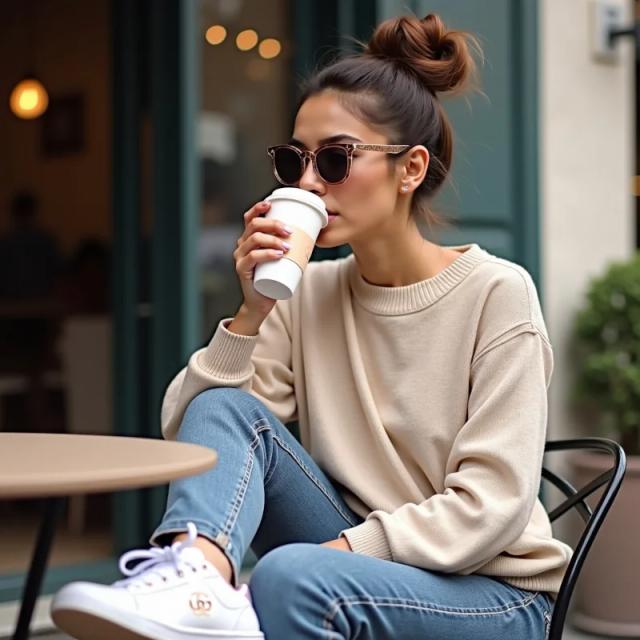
[189,592,213,616]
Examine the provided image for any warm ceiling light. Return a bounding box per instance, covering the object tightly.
[258,38,281,59]
[205,25,227,45]
[236,29,258,51]
[9,78,49,120]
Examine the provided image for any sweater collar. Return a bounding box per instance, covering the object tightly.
[346,244,488,315]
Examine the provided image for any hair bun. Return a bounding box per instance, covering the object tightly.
[365,13,478,94]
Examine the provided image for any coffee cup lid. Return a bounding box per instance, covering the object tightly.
[265,188,328,227]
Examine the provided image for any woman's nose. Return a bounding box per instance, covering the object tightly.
[298,156,325,194]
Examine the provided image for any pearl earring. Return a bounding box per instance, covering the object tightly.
[401,185,409,193]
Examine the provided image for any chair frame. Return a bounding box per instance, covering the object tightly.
[542,437,626,640]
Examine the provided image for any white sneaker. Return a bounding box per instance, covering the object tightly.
[51,522,264,640]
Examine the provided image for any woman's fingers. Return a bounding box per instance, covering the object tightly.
[236,248,286,280]
[232,199,295,308]
[235,232,290,258]
[238,201,271,243]
[243,200,270,225]
[239,203,292,245]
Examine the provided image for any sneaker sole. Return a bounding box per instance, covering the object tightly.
[52,599,264,640]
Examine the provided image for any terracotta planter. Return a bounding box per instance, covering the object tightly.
[569,451,640,636]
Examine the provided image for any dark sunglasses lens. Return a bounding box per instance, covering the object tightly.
[316,146,349,183]
[273,147,302,184]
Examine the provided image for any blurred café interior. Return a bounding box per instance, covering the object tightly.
[0,0,373,598]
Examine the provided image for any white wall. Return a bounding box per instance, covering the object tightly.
[540,0,635,439]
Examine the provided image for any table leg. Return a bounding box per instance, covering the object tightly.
[13,497,65,640]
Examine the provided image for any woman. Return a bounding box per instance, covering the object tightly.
[52,12,572,640]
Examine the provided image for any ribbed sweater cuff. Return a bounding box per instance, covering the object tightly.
[479,555,566,598]
[341,520,392,561]
[197,318,258,380]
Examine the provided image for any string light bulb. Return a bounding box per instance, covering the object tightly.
[9,77,49,120]
[236,29,258,51]
[205,25,227,45]
[258,38,281,59]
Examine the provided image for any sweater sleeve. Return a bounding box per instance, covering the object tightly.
[341,328,553,573]
[160,300,297,440]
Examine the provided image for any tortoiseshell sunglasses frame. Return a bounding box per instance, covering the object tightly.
[267,143,411,185]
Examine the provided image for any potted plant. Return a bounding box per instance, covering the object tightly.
[569,252,640,636]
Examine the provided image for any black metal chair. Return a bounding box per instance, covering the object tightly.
[542,438,626,639]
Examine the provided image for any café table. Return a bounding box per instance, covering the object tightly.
[0,432,217,640]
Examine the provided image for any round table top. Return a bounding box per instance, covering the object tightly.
[0,433,217,499]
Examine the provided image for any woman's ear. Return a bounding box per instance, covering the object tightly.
[399,145,429,194]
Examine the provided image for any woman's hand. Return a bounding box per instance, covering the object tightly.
[320,537,352,552]
[232,200,293,319]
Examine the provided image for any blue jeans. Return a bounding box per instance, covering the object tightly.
[152,388,552,639]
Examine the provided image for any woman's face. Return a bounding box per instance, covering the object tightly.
[290,91,406,248]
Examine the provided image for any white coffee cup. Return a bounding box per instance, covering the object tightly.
[253,187,328,300]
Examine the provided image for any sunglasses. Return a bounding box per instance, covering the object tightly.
[267,143,411,186]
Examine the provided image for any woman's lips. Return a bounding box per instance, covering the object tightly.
[327,210,339,223]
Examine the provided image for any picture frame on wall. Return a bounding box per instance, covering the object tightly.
[41,94,84,156]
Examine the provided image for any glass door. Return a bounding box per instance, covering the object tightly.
[0,0,117,602]
[198,0,292,334]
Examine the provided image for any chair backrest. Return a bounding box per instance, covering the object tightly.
[542,438,626,640]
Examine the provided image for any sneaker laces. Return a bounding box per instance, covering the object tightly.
[115,522,202,587]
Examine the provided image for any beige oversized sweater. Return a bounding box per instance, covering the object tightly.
[162,244,572,596]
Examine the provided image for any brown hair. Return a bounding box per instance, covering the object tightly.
[298,13,482,227]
